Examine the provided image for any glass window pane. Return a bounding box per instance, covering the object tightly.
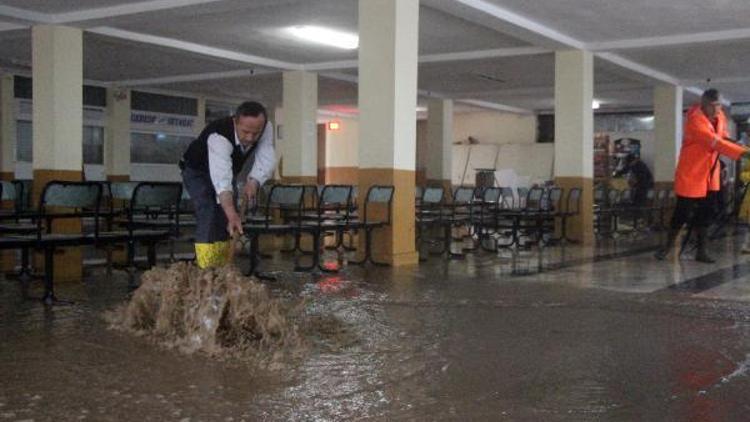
[131,132,193,164]
[83,125,104,164]
[16,120,32,162]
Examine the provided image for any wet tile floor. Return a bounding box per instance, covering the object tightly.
[2,233,750,421]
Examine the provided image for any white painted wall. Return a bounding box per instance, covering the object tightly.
[451,110,553,186]
[453,111,537,145]
[324,117,359,168]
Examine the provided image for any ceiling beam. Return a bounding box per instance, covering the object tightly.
[452,0,584,49]
[113,68,276,87]
[682,76,750,85]
[450,0,707,96]
[304,46,551,71]
[0,5,52,23]
[0,21,26,32]
[588,28,750,51]
[53,0,230,23]
[457,98,533,114]
[320,71,533,114]
[88,26,301,70]
[419,46,549,63]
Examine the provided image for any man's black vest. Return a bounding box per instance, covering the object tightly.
[181,117,257,175]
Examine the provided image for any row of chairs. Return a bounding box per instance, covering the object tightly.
[594,187,675,237]
[0,180,183,304]
[415,185,581,259]
[239,183,395,277]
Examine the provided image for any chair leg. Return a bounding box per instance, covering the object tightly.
[42,248,55,305]
[147,243,157,267]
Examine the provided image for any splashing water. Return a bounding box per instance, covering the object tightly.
[106,262,310,367]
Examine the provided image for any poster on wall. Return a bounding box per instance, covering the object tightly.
[612,138,642,176]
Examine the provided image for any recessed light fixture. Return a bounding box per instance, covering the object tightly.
[592,100,601,110]
[287,25,358,50]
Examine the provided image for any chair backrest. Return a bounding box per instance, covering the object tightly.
[41,181,101,210]
[453,186,474,204]
[269,185,305,207]
[525,187,545,211]
[318,185,353,215]
[364,185,395,224]
[422,186,444,205]
[129,182,183,234]
[607,189,620,206]
[0,180,13,201]
[620,189,632,204]
[545,187,563,211]
[39,181,103,236]
[111,181,140,202]
[566,187,581,214]
[482,187,502,203]
[12,180,32,212]
[132,182,183,211]
[499,187,514,209]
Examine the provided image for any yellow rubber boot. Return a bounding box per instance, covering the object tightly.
[194,241,230,268]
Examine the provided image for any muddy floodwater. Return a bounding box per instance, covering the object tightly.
[3,238,750,421]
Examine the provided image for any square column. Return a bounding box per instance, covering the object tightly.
[32,25,84,283]
[0,74,16,272]
[281,70,318,185]
[105,87,131,182]
[358,0,420,266]
[653,84,683,188]
[554,50,595,245]
[426,99,454,195]
[0,74,14,181]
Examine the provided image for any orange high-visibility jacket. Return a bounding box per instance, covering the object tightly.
[674,104,745,198]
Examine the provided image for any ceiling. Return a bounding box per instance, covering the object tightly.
[0,0,746,114]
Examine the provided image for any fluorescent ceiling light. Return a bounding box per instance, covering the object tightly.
[287,25,358,50]
[592,100,601,110]
[639,116,655,122]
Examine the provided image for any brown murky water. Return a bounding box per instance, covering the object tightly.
[3,246,750,421]
[106,263,308,368]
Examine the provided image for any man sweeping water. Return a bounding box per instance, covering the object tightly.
[180,101,276,268]
[655,89,750,262]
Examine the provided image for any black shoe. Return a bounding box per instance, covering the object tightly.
[695,227,715,264]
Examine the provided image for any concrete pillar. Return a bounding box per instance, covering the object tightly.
[0,74,16,272]
[0,74,15,182]
[553,50,594,245]
[357,0,420,266]
[653,84,683,188]
[32,25,84,282]
[195,96,206,136]
[280,71,318,185]
[105,87,131,182]
[426,99,453,196]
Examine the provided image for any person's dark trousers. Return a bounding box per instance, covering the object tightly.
[182,166,231,268]
[655,194,715,262]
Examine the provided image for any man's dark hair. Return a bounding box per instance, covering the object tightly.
[235,101,267,120]
[702,88,720,103]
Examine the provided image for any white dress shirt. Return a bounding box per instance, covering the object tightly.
[207,120,275,202]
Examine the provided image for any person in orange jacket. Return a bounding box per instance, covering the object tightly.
[655,89,750,262]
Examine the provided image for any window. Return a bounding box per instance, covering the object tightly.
[131,132,193,164]
[16,121,105,164]
[83,126,104,164]
[537,114,554,143]
[16,120,32,161]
